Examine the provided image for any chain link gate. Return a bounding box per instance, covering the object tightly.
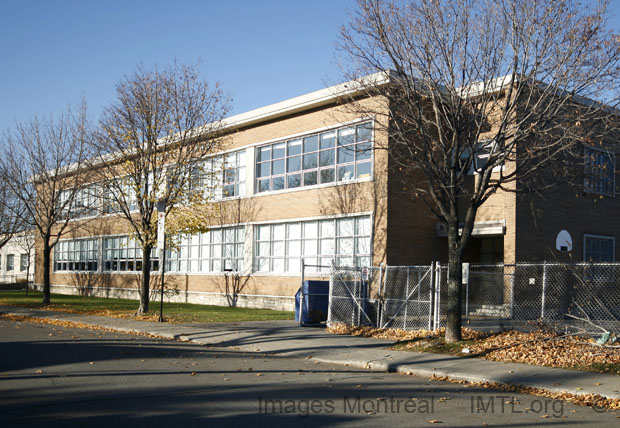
[326,264,381,327]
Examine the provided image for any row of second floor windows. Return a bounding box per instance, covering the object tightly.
[255,122,373,193]
[53,215,372,275]
[55,122,375,220]
[56,150,247,219]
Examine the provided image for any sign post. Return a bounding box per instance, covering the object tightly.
[156,202,166,323]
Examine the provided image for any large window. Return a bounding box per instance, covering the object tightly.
[584,147,615,196]
[191,150,246,199]
[58,185,100,219]
[6,254,14,271]
[54,238,99,272]
[166,227,245,273]
[584,234,615,262]
[254,215,372,273]
[255,122,373,193]
[102,236,158,272]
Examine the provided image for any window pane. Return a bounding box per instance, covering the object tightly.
[287,223,301,239]
[356,141,372,161]
[304,222,318,237]
[320,220,335,237]
[356,216,371,235]
[258,178,270,192]
[356,161,372,179]
[338,127,355,146]
[319,149,335,167]
[258,242,270,257]
[338,218,355,236]
[287,240,301,256]
[356,123,372,142]
[303,153,317,170]
[287,174,301,188]
[272,258,284,272]
[338,237,354,254]
[256,225,271,241]
[272,143,286,159]
[303,239,318,256]
[303,135,318,153]
[320,238,335,255]
[287,156,301,172]
[320,168,335,184]
[338,164,355,181]
[337,146,355,164]
[257,146,271,162]
[303,171,317,186]
[355,237,371,254]
[287,139,302,156]
[256,258,269,272]
[287,258,300,273]
[320,131,336,149]
[272,159,285,175]
[272,241,285,256]
[273,224,285,240]
[257,162,270,177]
[272,176,285,191]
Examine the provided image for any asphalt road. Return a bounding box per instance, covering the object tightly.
[0,319,618,427]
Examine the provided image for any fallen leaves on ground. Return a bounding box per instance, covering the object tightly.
[327,324,619,374]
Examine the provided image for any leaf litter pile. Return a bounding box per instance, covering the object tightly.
[328,324,620,374]
[328,323,620,411]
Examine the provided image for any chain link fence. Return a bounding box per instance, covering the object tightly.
[323,261,620,335]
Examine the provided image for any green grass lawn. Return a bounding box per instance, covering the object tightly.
[0,291,294,324]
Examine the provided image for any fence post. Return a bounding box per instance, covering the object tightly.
[541,262,547,320]
[509,265,515,319]
[429,262,435,330]
[327,261,334,327]
[404,267,410,330]
[378,263,384,328]
[299,261,305,326]
[434,262,442,330]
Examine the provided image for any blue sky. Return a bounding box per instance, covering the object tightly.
[0,0,354,131]
[1,0,619,132]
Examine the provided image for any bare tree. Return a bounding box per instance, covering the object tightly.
[339,0,620,342]
[0,103,91,303]
[92,63,231,314]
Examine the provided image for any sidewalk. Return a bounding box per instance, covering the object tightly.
[1,305,618,400]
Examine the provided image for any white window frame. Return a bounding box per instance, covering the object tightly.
[254,122,373,195]
[54,238,100,272]
[253,215,372,274]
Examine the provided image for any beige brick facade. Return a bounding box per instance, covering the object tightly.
[37,82,619,310]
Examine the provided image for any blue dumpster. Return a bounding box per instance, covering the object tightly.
[295,280,329,325]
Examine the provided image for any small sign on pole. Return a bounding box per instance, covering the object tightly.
[157,211,165,249]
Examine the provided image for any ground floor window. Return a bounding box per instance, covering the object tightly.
[6,254,14,271]
[254,215,372,273]
[584,234,615,262]
[54,238,99,272]
[102,236,158,272]
[166,227,245,273]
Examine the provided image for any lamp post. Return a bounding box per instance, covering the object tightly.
[156,201,166,323]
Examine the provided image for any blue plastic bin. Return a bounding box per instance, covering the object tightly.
[295,280,329,325]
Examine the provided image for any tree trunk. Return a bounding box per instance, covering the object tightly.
[138,245,152,314]
[42,241,51,304]
[445,236,463,343]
